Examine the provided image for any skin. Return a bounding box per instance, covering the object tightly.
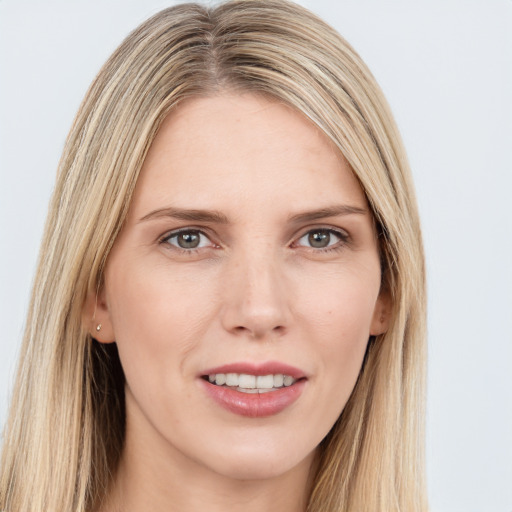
[87,93,389,512]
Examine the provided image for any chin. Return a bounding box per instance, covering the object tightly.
[197,441,316,482]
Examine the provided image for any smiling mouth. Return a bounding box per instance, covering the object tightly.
[202,373,301,393]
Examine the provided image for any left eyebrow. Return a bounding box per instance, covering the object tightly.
[287,204,368,224]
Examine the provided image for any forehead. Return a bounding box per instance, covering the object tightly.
[129,93,367,218]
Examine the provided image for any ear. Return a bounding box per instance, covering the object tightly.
[82,284,116,343]
[369,290,391,336]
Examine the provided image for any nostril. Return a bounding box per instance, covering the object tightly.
[240,324,287,339]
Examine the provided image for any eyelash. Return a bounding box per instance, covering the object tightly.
[159,228,216,255]
[159,227,350,255]
[293,228,349,253]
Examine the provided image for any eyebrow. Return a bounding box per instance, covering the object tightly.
[138,204,367,224]
[139,207,229,224]
[287,204,367,223]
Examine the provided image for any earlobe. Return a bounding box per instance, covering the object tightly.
[82,285,116,343]
[370,292,391,336]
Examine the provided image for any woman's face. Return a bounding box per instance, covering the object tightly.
[94,93,388,481]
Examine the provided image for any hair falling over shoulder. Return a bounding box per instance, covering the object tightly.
[0,1,427,510]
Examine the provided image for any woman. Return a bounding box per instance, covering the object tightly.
[0,1,427,511]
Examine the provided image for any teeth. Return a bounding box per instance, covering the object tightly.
[238,388,260,394]
[238,374,256,388]
[207,372,298,390]
[256,375,274,389]
[226,373,238,386]
[283,375,294,386]
[273,374,284,387]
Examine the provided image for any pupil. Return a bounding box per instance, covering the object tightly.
[178,231,200,249]
[308,230,330,248]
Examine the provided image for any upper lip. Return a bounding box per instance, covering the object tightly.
[201,361,307,380]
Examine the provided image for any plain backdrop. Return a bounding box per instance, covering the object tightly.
[0,1,511,511]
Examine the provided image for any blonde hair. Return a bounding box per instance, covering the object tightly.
[0,1,427,511]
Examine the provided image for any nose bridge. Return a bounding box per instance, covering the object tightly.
[221,241,290,339]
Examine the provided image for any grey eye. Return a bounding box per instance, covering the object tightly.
[177,231,200,248]
[165,230,210,250]
[298,229,343,249]
[308,230,331,248]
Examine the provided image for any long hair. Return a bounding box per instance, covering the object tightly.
[0,1,427,510]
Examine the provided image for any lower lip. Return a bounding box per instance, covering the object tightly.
[200,379,306,418]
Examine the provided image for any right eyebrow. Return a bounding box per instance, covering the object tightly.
[138,207,230,224]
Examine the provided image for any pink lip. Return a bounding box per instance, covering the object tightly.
[199,361,307,418]
[201,361,307,380]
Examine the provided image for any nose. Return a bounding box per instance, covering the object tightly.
[220,248,291,340]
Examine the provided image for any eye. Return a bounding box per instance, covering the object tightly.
[296,228,346,250]
[162,229,213,250]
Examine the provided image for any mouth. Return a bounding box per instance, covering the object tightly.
[199,362,307,417]
[201,372,302,394]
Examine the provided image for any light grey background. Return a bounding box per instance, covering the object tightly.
[1,1,511,511]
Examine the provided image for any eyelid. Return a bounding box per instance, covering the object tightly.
[157,225,350,253]
[159,227,218,250]
[291,226,350,250]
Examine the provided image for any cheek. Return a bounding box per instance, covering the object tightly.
[104,260,220,385]
[297,264,380,339]
[294,265,379,393]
